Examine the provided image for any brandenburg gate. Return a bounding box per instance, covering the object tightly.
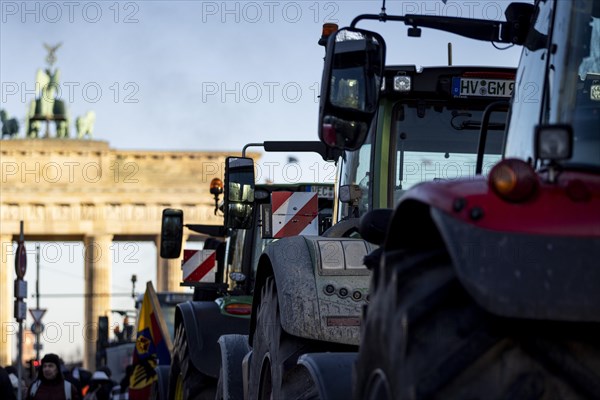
[0,138,237,368]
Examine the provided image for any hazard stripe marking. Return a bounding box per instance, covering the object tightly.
[271,191,293,214]
[272,192,312,227]
[182,249,216,282]
[272,192,318,238]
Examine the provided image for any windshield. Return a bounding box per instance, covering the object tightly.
[392,102,506,204]
[557,3,600,167]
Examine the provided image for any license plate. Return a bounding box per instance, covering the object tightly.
[309,185,334,199]
[452,77,514,98]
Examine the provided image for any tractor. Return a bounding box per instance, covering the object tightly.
[308,1,600,399]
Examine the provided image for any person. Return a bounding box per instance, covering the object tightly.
[109,364,132,400]
[71,367,92,398]
[0,366,17,400]
[84,370,114,400]
[113,316,133,343]
[5,366,26,399]
[122,316,133,342]
[26,353,79,400]
[113,325,124,343]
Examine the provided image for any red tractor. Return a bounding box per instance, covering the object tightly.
[311,1,600,399]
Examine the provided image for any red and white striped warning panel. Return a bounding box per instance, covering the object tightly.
[181,249,216,282]
[272,191,318,238]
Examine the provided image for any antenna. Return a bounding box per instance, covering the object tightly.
[380,0,387,19]
[447,42,453,66]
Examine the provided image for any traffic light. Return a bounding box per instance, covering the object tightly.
[28,358,40,379]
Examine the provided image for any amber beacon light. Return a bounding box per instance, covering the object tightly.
[489,159,539,202]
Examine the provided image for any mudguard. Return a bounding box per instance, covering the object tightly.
[432,208,600,322]
[386,171,600,322]
[175,301,249,378]
[253,235,375,346]
[296,353,357,400]
[393,172,600,238]
[217,334,251,400]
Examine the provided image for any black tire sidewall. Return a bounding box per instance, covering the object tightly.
[248,277,284,399]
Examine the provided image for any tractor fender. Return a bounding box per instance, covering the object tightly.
[295,353,357,400]
[386,174,600,322]
[391,172,600,240]
[175,301,249,378]
[252,235,374,346]
[217,334,251,400]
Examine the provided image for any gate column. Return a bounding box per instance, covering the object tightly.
[0,235,13,365]
[83,234,113,370]
[156,234,187,292]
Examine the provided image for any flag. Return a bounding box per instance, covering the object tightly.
[129,282,173,399]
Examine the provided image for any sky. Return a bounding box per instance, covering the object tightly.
[1,0,524,364]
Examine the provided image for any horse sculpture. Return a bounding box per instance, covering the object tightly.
[1,109,20,139]
[76,111,96,139]
[26,67,70,138]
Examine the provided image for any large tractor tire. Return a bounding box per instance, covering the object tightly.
[248,276,292,399]
[247,277,320,399]
[169,324,217,400]
[354,250,600,400]
[248,277,354,399]
[216,334,251,400]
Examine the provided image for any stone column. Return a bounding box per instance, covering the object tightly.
[156,234,186,292]
[0,235,14,365]
[83,234,113,370]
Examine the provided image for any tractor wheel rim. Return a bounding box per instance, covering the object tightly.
[259,358,273,400]
[365,369,392,400]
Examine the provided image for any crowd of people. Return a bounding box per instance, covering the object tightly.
[0,353,132,400]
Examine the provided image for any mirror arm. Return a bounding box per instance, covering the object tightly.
[185,224,226,237]
[404,15,509,43]
[242,143,264,158]
[350,13,399,27]
[264,141,343,161]
[326,147,344,162]
[351,13,524,44]
[242,141,343,161]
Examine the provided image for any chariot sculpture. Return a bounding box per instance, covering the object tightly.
[25,43,70,138]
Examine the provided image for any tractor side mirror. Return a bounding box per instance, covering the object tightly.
[224,157,256,229]
[318,27,386,150]
[160,208,183,258]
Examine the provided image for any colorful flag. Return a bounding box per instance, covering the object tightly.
[129,282,173,399]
